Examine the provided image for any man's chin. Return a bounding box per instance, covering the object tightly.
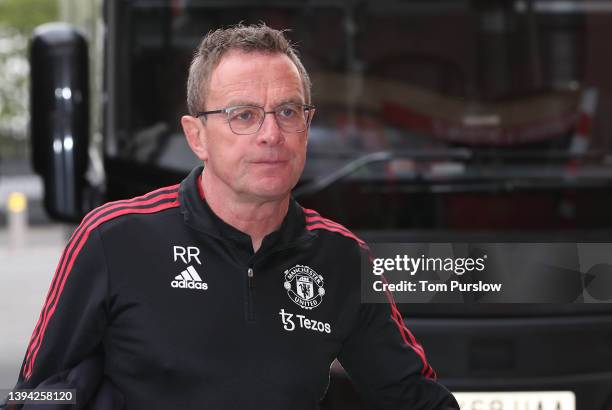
[244,181,294,202]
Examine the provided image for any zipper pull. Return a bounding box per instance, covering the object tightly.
[247,267,254,288]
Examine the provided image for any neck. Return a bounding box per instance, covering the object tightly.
[200,169,290,252]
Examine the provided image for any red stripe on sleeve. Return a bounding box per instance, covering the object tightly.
[305,215,355,236]
[369,246,436,379]
[24,184,181,360]
[23,193,179,379]
[302,208,366,247]
[23,188,179,373]
[305,222,366,247]
[382,275,436,380]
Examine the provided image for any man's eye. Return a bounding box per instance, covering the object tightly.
[231,109,256,122]
[279,107,298,118]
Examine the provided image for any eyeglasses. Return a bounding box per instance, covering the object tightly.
[196,103,315,135]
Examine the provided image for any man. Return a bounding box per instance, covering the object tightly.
[10,24,458,409]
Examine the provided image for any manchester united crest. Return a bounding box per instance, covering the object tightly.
[283,265,325,310]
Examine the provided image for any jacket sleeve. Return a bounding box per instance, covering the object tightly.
[337,248,459,410]
[7,228,109,408]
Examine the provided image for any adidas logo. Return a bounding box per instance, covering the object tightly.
[171,265,208,290]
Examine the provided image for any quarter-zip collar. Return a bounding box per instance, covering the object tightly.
[179,166,314,255]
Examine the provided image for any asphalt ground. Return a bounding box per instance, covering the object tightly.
[0,224,68,390]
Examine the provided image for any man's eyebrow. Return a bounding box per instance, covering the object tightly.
[221,98,305,109]
[224,99,260,107]
[273,98,305,106]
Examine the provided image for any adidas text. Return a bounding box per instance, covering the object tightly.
[171,280,208,290]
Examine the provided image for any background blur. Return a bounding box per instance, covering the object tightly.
[0,0,62,389]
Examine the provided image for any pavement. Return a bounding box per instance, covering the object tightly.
[0,224,69,389]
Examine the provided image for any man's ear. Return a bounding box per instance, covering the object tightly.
[181,115,208,162]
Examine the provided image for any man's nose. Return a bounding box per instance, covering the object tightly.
[255,112,284,145]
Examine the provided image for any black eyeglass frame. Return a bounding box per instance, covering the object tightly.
[195,103,315,135]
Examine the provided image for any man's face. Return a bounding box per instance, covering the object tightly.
[192,50,311,202]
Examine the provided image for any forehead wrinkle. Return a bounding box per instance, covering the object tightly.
[209,81,262,108]
[210,80,304,109]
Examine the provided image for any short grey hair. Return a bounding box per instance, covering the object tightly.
[186,23,312,116]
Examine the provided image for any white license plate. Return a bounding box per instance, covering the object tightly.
[453,391,575,410]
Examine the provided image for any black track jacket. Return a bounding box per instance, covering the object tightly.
[12,166,458,409]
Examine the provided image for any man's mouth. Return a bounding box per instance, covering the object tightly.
[252,159,288,164]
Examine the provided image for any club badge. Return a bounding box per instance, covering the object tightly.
[283,265,325,310]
